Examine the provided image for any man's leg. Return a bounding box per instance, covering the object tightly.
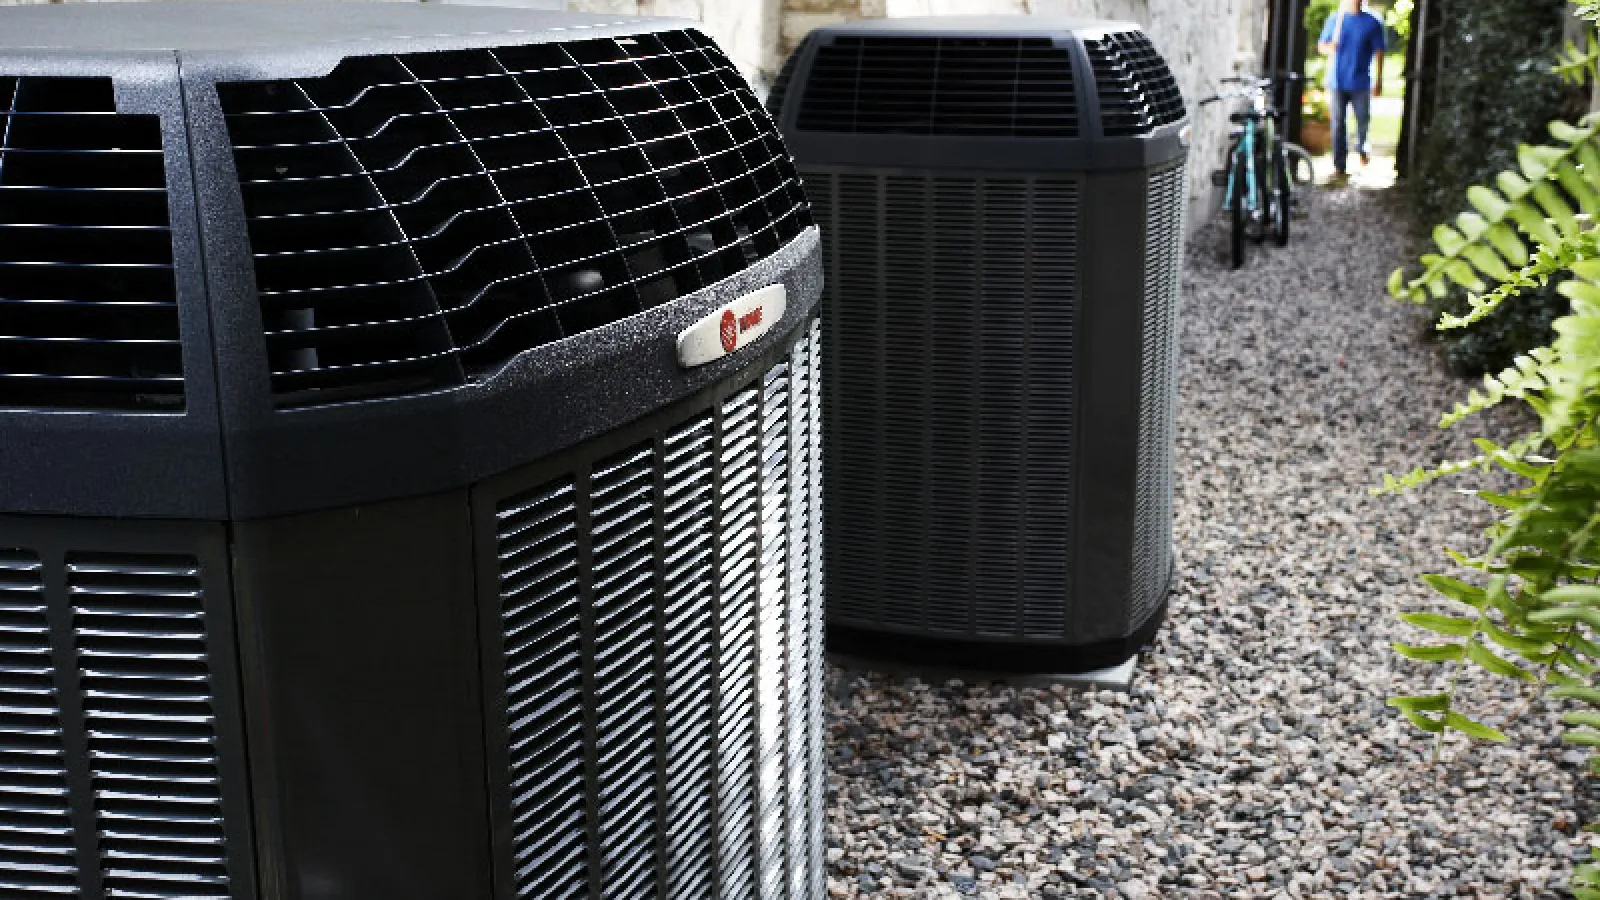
[1353,89,1372,165]
[1330,87,1350,175]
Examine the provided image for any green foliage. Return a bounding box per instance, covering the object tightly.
[1386,0,1415,45]
[1406,0,1575,374]
[1305,0,1340,56]
[1387,7,1600,891]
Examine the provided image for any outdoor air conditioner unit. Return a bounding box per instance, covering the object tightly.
[772,17,1188,673]
[0,4,824,898]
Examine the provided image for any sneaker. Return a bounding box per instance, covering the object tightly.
[1328,171,1350,186]
[1359,151,1371,166]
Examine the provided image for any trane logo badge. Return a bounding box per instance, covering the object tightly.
[678,284,787,368]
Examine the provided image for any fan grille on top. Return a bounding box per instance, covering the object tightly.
[0,77,182,411]
[794,36,1078,137]
[1084,30,1186,137]
[219,30,812,407]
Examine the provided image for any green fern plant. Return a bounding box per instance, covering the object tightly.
[1386,6,1600,892]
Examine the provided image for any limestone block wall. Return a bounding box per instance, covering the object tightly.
[568,0,785,79]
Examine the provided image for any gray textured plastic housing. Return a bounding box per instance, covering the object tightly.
[771,16,1188,672]
[0,5,825,900]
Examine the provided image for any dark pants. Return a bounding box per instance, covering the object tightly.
[1330,87,1371,174]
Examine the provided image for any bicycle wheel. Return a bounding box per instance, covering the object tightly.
[1272,147,1291,247]
[1284,142,1315,219]
[1230,152,1247,270]
[1254,146,1272,244]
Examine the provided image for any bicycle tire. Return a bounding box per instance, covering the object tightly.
[1284,141,1315,219]
[1231,152,1247,269]
[1273,147,1291,247]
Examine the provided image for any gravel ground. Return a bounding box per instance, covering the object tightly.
[822,185,1594,899]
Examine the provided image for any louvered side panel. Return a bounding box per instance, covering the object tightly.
[714,386,760,900]
[785,326,817,900]
[824,174,882,625]
[821,172,1077,640]
[1132,165,1186,625]
[1018,180,1079,639]
[876,175,932,631]
[68,554,229,900]
[802,322,826,900]
[972,179,1028,638]
[590,446,658,900]
[487,324,821,900]
[924,177,982,635]
[660,416,717,900]
[0,549,77,896]
[755,362,790,900]
[496,479,588,900]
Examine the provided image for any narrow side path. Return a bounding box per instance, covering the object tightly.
[823,186,1583,900]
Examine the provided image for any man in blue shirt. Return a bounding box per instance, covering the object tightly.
[1318,0,1387,181]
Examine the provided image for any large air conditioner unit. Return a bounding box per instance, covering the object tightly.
[772,17,1187,673]
[0,4,824,898]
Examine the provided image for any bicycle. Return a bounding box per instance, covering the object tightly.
[1201,74,1298,269]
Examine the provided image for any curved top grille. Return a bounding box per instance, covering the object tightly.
[220,29,812,407]
[0,76,182,411]
[793,36,1078,137]
[1084,30,1185,137]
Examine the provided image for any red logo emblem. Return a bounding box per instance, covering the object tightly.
[719,310,738,353]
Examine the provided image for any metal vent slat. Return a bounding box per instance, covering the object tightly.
[0,77,182,411]
[715,384,760,900]
[660,415,716,900]
[1132,164,1186,623]
[67,553,229,900]
[794,36,1077,136]
[819,173,1078,639]
[495,478,588,900]
[755,361,790,900]
[493,326,822,900]
[1084,31,1185,137]
[591,446,657,900]
[0,549,78,896]
[221,31,813,407]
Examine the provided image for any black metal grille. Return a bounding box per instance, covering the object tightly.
[220,30,813,407]
[0,77,182,411]
[1132,164,1185,624]
[68,553,230,900]
[0,546,235,899]
[0,549,77,896]
[812,172,1078,639]
[794,36,1078,136]
[494,478,587,900]
[1084,31,1185,137]
[491,322,823,900]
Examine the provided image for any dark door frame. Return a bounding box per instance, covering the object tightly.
[1263,0,1309,143]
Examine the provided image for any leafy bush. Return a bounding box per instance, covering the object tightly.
[1407,0,1574,374]
[1387,7,1600,892]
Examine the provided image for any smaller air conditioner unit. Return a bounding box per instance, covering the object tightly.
[772,17,1188,673]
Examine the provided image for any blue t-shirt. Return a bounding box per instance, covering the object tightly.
[1320,9,1386,92]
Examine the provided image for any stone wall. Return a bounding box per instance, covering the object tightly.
[568,0,785,78]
